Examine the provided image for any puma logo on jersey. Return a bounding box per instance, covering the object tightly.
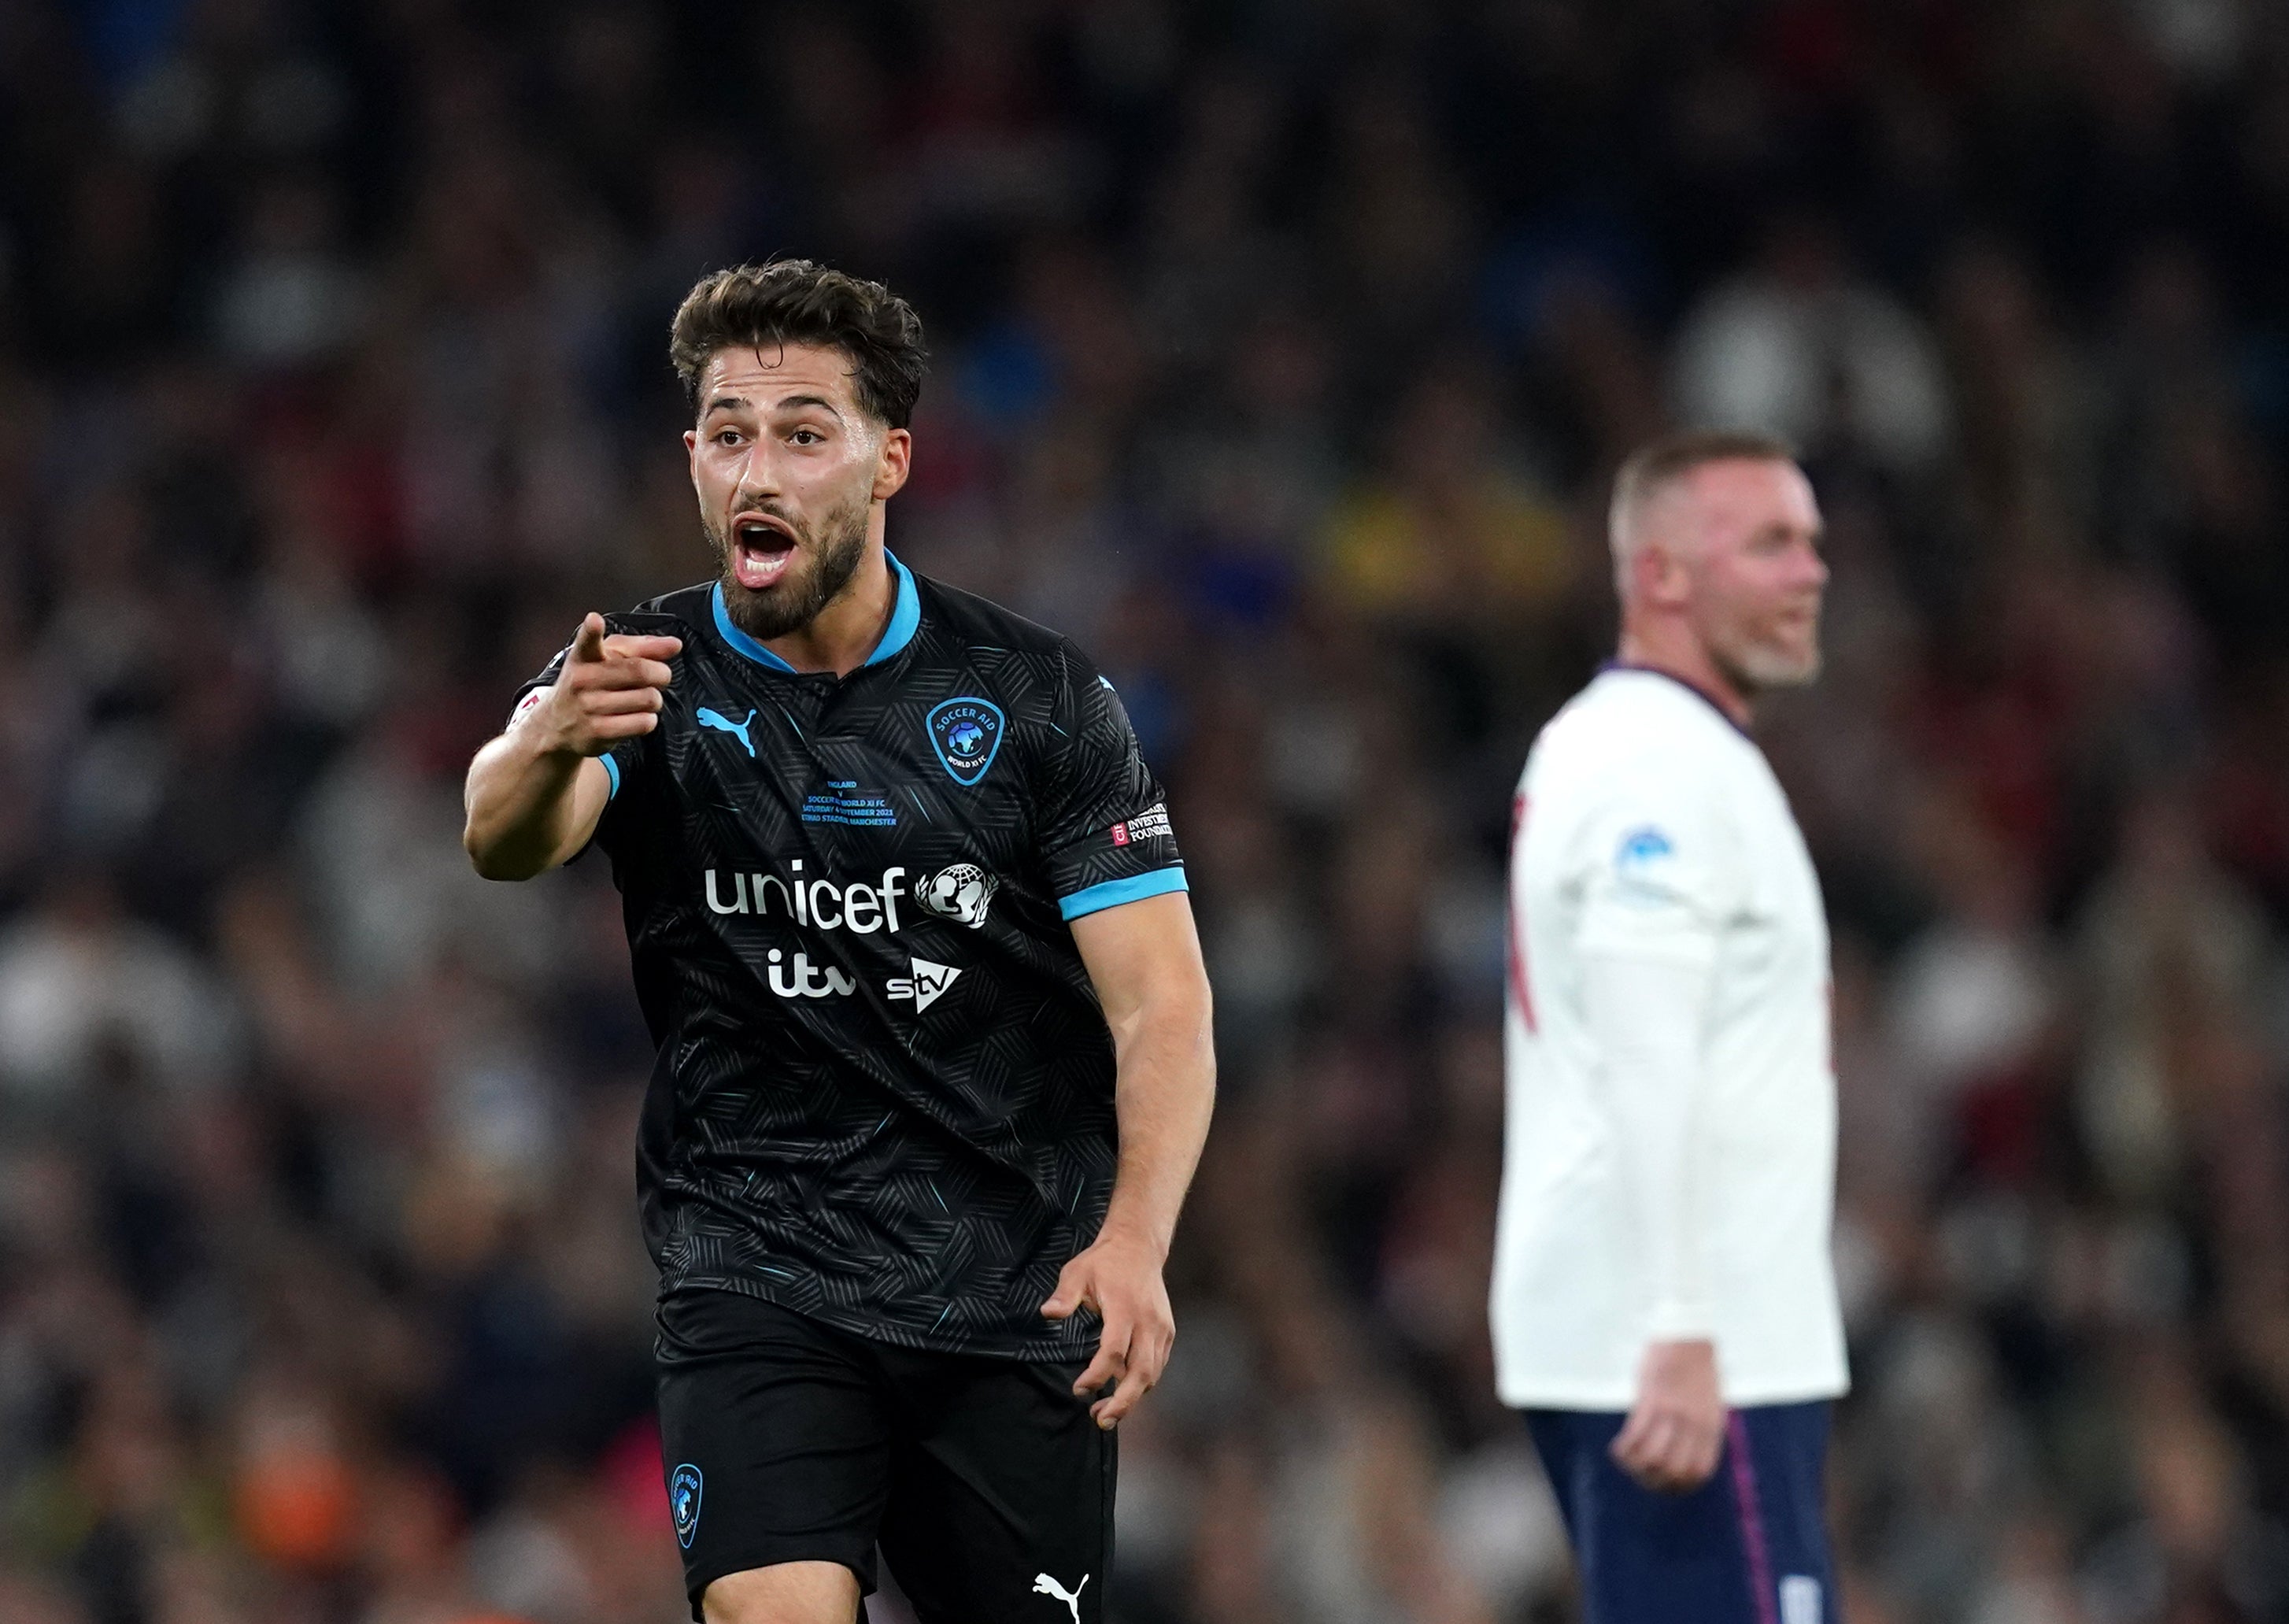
[697,706,757,757]
[888,958,963,1012]
[1032,1573,1088,1622]
[766,949,856,998]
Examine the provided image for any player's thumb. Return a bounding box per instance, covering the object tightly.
[570,612,608,663]
[1040,1264,1085,1319]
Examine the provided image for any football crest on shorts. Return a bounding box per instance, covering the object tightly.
[926,698,1005,786]
[669,1463,704,1548]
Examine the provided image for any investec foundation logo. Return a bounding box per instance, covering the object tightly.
[1109,802,1173,847]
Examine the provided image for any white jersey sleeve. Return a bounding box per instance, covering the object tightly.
[1582,953,1715,1341]
[1568,755,1736,1341]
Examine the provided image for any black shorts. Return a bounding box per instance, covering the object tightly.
[653,1289,1115,1623]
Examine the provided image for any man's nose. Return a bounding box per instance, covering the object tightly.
[733,438,782,496]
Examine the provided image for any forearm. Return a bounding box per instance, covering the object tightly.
[462,726,594,880]
[1051,893,1213,1424]
[1098,978,1216,1260]
[1583,951,1714,1338]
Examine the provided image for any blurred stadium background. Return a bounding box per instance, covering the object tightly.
[3,1,2289,1620]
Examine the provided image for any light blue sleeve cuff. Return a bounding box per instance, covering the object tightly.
[1058,866,1187,921]
[601,753,622,801]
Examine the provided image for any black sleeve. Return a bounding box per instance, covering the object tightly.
[1034,641,1188,923]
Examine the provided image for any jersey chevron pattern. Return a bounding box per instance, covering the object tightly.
[515,555,1186,1358]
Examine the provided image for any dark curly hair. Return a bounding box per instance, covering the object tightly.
[669,260,929,429]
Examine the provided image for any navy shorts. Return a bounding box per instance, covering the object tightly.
[655,1289,1114,1624]
[1525,1401,1836,1624]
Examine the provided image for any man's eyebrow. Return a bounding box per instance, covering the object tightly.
[702,392,847,421]
[770,394,845,421]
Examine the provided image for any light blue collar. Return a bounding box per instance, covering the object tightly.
[711,550,920,675]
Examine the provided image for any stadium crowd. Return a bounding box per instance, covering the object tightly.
[5,1,2289,1620]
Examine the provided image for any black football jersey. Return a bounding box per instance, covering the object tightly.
[512,555,1187,1359]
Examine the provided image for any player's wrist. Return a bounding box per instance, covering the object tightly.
[1636,1338,1721,1403]
[1093,1213,1171,1264]
[524,695,600,762]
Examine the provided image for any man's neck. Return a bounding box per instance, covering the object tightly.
[1614,624,1754,728]
[762,542,894,678]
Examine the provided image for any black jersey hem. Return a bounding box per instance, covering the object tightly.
[659,1273,1097,1366]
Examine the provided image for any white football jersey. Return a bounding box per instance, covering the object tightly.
[1490,667,1848,1408]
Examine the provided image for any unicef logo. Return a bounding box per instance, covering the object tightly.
[916,864,999,928]
[669,1463,703,1548]
[926,697,1005,786]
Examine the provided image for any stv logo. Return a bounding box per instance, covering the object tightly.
[887,957,964,1012]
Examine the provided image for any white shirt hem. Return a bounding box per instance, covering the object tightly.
[1496,1374,1851,1411]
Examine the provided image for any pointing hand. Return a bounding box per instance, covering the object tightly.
[523,612,683,757]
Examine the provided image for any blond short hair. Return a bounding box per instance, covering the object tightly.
[1608,429,1798,590]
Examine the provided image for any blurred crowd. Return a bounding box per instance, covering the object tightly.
[4,1,2289,1621]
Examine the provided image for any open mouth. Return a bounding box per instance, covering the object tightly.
[730,511,797,590]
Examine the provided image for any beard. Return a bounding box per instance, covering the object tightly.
[705,491,871,642]
[1711,623,1822,696]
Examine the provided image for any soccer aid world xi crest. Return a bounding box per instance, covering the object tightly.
[669,1463,703,1548]
[926,698,1005,786]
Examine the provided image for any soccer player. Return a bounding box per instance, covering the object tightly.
[461,261,1215,1624]
[1489,432,1847,1623]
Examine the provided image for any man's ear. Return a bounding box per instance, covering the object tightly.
[1635,540,1691,610]
[873,427,913,502]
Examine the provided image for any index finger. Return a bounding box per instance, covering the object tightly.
[1641,1426,1703,1495]
[1071,1319,1130,1398]
[601,634,683,661]
[1090,1363,1154,1429]
[569,613,608,663]
[1610,1409,1654,1464]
